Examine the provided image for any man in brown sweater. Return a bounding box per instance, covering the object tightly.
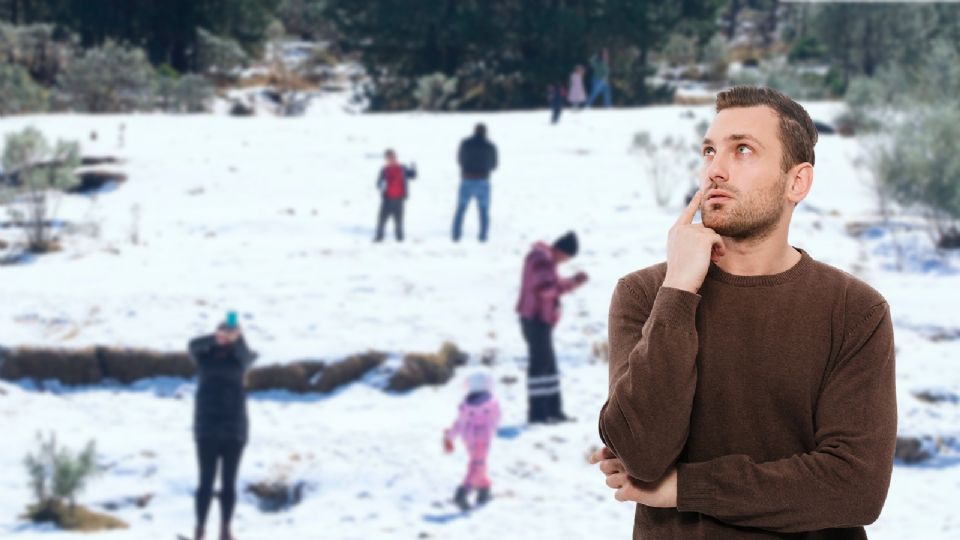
[590,86,897,539]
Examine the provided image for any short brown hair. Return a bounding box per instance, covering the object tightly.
[715,86,817,171]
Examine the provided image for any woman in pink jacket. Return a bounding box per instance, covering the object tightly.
[444,372,502,511]
[568,65,587,109]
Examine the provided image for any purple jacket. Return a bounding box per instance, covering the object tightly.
[516,242,578,326]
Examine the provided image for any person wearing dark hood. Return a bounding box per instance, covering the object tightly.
[516,231,588,424]
[187,314,257,540]
[453,123,498,242]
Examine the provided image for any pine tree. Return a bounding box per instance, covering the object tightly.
[24,433,99,511]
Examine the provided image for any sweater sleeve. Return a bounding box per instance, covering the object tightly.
[598,278,702,482]
[676,302,897,533]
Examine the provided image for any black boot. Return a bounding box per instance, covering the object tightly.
[453,485,470,512]
[476,487,492,506]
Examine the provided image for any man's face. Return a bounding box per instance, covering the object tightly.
[699,106,791,241]
[385,153,397,165]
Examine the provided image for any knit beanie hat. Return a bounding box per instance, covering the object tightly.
[466,372,493,394]
[552,231,579,257]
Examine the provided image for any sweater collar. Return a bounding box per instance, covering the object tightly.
[706,248,812,287]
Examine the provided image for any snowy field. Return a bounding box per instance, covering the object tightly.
[1,95,958,539]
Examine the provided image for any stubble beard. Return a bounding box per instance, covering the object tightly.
[702,173,789,241]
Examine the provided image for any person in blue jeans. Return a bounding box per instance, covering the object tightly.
[453,123,498,242]
[586,48,612,108]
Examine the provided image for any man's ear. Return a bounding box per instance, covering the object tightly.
[787,162,813,205]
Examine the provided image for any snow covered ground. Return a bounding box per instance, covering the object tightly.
[1,95,958,539]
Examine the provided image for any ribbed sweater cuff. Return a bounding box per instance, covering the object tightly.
[676,461,718,515]
[649,286,701,328]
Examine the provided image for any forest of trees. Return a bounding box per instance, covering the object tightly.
[0,0,281,71]
[327,0,724,109]
[0,0,959,112]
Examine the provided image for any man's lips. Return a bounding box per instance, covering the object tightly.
[705,190,734,202]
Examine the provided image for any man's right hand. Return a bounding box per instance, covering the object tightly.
[661,190,725,294]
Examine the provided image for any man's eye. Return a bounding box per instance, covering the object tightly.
[702,147,715,157]
[737,144,753,154]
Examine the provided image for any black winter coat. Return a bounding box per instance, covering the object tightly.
[188,335,256,443]
[457,136,498,179]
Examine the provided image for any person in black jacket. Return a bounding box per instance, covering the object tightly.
[453,123,498,242]
[188,320,256,540]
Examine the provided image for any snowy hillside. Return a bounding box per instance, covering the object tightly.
[1,95,958,539]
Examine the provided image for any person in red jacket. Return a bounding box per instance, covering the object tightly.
[374,149,417,242]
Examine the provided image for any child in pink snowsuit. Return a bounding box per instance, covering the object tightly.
[444,372,501,511]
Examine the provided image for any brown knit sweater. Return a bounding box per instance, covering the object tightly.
[599,249,897,539]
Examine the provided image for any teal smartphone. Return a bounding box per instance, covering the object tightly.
[226,311,238,328]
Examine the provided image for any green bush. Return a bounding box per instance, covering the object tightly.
[196,27,248,82]
[0,22,77,85]
[842,38,960,247]
[788,36,827,63]
[0,64,47,115]
[875,107,960,245]
[176,74,215,112]
[730,59,835,100]
[24,433,99,510]
[413,72,459,111]
[57,40,156,112]
[1,127,81,253]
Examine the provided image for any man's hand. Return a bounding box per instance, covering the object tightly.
[589,446,678,508]
[661,190,725,294]
[573,271,589,286]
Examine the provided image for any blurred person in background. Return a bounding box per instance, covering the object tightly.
[453,123,498,242]
[188,313,257,540]
[444,372,502,511]
[374,148,417,243]
[517,231,588,424]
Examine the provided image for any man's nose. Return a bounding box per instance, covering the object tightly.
[703,152,729,185]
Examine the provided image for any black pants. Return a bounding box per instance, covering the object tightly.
[375,197,405,241]
[551,104,563,124]
[521,317,563,423]
[195,438,245,530]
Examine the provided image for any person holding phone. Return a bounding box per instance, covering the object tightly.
[187,313,256,540]
[516,231,589,424]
